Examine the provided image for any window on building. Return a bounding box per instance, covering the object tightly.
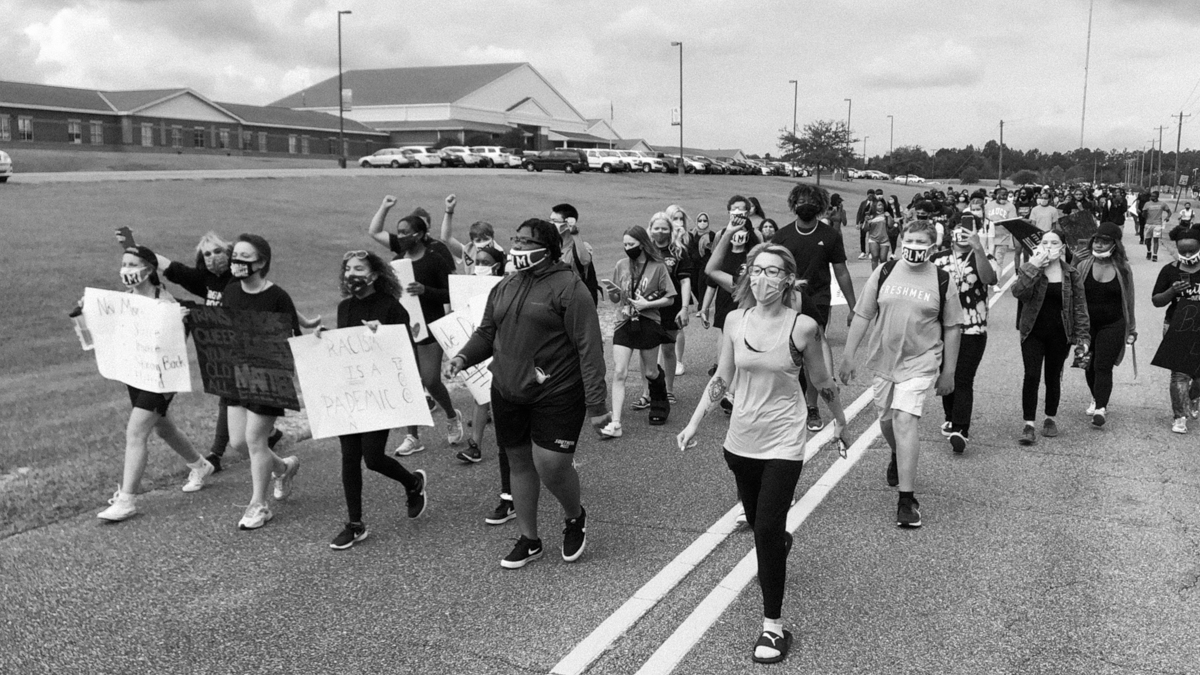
[18,116,33,141]
[301,136,310,155]
[0,116,10,142]
[90,121,104,145]
[171,126,182,148]
[241,130,252,150]
[288,135,297,154]
[258,132,268,152]
[68,120,82,144]
[141,123,153,147]
[218,129,230,149]
[193,128,205,148]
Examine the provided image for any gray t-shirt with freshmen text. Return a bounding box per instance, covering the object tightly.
[855,261,964,382]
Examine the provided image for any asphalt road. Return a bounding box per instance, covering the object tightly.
[3,228,1198,675]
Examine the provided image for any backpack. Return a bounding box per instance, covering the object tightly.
[570,241,600,305]
[876,259,951,327]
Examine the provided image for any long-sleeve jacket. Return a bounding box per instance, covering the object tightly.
[457,261,608,416]
[1012,261,1091,345]
[1074,253,1137,365]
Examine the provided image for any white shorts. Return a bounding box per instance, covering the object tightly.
[872,375,936,421]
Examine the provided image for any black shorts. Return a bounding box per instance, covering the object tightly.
[491,386,586,453]
[814,303,831,330]
[127,386,174,416]
[613,319,673,350]
[221,397,285,418]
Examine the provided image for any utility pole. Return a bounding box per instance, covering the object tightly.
[1079,0,1093,149]
[670,41,684,179]
[1154,125,1168,189]
[998,120,1004,186]
[887,114,894,155]
[788,80,798,137]
[336,9,351,168]
[1173,111,1191,207]
[862,136,868,168]
[844,98,852,176]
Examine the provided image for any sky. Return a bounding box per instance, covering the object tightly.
[3,0,1199,157]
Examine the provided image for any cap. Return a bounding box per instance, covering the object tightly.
[1095,222,1122,241]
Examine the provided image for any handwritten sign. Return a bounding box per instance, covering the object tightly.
[82,288,192,393]
[1152,300,1200,377]
[429,311,492,405]
[390,258,428,342]
[289,325,433,439]
[190,307,300,410]
[449,275,502,315]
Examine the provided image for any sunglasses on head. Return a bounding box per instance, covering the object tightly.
[343,250,370,261]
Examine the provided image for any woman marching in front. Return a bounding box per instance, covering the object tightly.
[324,251,428,549]
[1011,230,1091,445]
[599,226,677,438]
[677,244,844,665]
[94,246,213,521]
[449,219,610,569]
[630,213,692,410]
[1076,223,1137,428]
[665,204,695,374]
[217,235,307,529]
[1151,227,1200,433]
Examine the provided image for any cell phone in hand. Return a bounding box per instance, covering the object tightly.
[600,279,621,293]
[115,226,135,250]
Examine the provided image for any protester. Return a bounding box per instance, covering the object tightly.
[1029,190,1061,233]
[222,234,306,530]
[1011,231,1091,446]
[839,221,963,528]
[702,201,764,388]
[1098,189,1129,229]
[1179,202,1195,229]
[449,218,609,569]
[985,187,1019,275]
[1141,191,1172,262]
[1075,223,1137,429]
[438,193,505,274]
[666,204,695,374]
[367,196,464,456]
[553,203,600,304]
[90,246,212,522]
[1151,227,1200,433]
[931,212,998,453]
[855,189,877,259]
[688,210,716,318]
[322,251,428,549]
[865,202,892,269]
[677,243,845,665]
[456,244,507,464]
[826,194,848,230]
[643,213,692,403]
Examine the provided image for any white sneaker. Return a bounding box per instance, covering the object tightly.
[599,421,623,439]
[97,490,137,522]
[940,421,953,437]
[675,362,685,376]
[238,503,273,530]
[272,456,300,501]
[446,409,465,445]
[182,459,214,493]
[1172,417,1188,434]
[1085,401,1096,416]
[857,252,868,260]
[1191,398,1200,420]
[394,434,426,456]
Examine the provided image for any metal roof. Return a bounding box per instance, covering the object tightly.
[270,63,527,108]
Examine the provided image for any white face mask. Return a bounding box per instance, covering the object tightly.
[1042,245,1064,261]
[120,267,149,287]
[1091,248,1113,259]
[901,243,932,264]
[473,264,496,276]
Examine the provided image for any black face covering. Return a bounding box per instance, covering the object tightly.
[795,204,822,221]
[625,246,642,260]
[394,233,420,253]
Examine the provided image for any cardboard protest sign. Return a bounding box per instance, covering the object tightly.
[82,288,192,393]
[390,258,428,342]
[997,219,1044,256]
[1058,209,1098,248]
[449,274,502,315]
[190,306,301,410]
[429,311,492,405]
[288,324,433,439]
[1151,299,1200,377]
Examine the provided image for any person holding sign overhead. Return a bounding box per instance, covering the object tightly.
[1152,227,1200,434]
[448,218,610,569]
[222,234,306,530]
[318,251,429,550]
[90,246,213,522]
[368,196,464,456]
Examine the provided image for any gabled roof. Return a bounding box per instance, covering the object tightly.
[217,101,384,134]
[0,80,112,112]
[101,89,191,112]
[270,63,528,108]
[548,130,610,143]
[612,139,648,150]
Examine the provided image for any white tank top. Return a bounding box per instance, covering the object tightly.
[723,308,808,461]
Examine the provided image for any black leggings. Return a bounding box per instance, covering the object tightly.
[1085,319,1126,409]
[941,333,988,435]
[210,398,229,456]
[1021,329,1072,420]
[859,227,867,254]
[340,429,419,522]
[723,450,804,620]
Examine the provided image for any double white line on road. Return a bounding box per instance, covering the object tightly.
[552,264,1020,675]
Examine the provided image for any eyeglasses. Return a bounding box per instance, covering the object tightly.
[510,235,546,247]
[343,250,369,261]
[201,248,225,258]
[747,265,787,279]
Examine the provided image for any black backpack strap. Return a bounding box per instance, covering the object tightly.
[875,260,897,296]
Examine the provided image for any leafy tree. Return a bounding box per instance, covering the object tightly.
[959,167,981,185]
[777,120,856,185]
[1008,169,1038,185]
[1048,165,1066,185]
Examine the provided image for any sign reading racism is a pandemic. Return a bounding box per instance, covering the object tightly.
[82,287,192,393]
[190,306,300,410]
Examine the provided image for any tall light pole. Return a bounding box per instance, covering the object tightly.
[671,41,683,178]
[788,80,798,136]
[844,98,852,177]
[887,114,894,155]
[337,9,351,168]
[862,136,869,168]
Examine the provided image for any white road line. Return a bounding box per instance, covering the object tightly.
[549,393,873,675]
[633,422,881,675]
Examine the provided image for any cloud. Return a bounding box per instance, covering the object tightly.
[858,37,983,89]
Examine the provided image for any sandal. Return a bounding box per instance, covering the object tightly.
[667,392,677,404]
[648,399,670,426]
[629,395,651,411]
[752,629,792,664]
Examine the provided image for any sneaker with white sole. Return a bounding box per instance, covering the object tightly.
[394,434,426,456]
[949,431,968,454]
[1092,408,1107,428]
[406,470,428,518]
[599,421,623,439]
[562,507,587,562]
[1173,417,1188,434]
[272,456,300,501]
[237,503,273,530]
[455,439,482,464]
[446,410,465,445]
[1085,401,1097,416]
[97,490,137,522]
[182,459,214,493]
[330,522,369,550]
[501,535,543,569]
[940,421,953,437]
[1191,398,1200,420]
[675,362,685,376]
[485,497,516,525]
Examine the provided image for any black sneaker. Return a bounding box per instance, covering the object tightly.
[897,497,922,528]
[562,506,587,562]
[1019,424,1037,445]
[455,439,483,464]
[949,431,967,454]
[485,498,515,525]
[329,522,368,550]
[204,453,223,474]
[406,470,428,519]
[1042,419,1059,438]
[806,407,823,432]
[886,453,898,487]
[267,428,284,450]
[501,535,543,569]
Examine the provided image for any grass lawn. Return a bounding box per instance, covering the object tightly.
[5,147,350,173]
[0,171,927,538]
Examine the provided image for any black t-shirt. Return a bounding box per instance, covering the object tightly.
[164,261,231,306]
[714,249,748,330]
[221,281,301,335]
[337,291,410,330]
[1152,263,1200,324]
[772,221,848,306]
[388,235,455,325]
[659,244,696,318]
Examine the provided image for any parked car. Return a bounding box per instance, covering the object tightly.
[503,149,526,168]
[893,174,926,184]
[469,146,511,168]
[439,146,485,167]
[643,151,677,173]
[398,146,443,167]
[522,149,589,173]
[615,150,649,172]
[862,170,891,180]
[357,148,414,169]
[692,156,721,174]
[630,151,666,173]
[669,154,706,174]
[584,149,630,173]
[0,150,11,183]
